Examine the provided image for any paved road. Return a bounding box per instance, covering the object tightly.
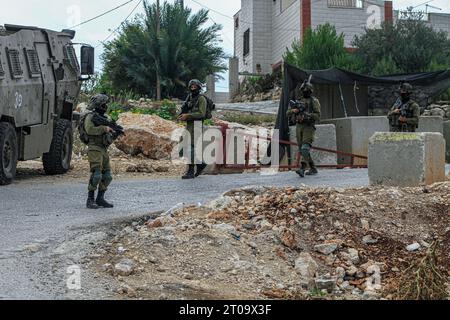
[0,167,447,299]
[216,100,279,115]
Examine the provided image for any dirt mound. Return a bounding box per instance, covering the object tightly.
[88,184,450,300]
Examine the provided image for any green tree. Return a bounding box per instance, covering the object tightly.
[353,9,450,74]
[102,0,227,99]
[283,23,361,71]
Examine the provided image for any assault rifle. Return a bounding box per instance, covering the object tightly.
[91,112,126,140]
[393,97,408,117]
[289,100,314,125]
[392,97,409,132]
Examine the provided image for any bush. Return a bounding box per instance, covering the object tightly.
[284,23,361,72]
[107,99,177,122]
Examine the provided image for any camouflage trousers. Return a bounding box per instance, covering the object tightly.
[87,147,112,192]
[296,124,316,165]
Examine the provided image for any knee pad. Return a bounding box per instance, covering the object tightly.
[90,169,102,187]
[101,170,113,186]
[300,144,311,156]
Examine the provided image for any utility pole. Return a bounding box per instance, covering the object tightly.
[156,0,161,101]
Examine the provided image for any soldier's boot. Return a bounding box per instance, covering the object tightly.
[296,163,307,178]
[182,165,196,180]
[96,191,114,208]
[195,163,207,177]
[86,191,99,209]
[306,162,318,176]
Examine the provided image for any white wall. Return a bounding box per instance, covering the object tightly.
[312,0,385,47]
[272,0,301,65]
[234,0,254,74]
[252,0,273,74]
[427,13,450,37]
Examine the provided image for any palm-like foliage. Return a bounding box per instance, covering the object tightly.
[102,0,227,98]
[283,23,360,71]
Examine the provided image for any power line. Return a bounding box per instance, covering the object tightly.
[189,0,386,34]
[96,0,143,49]
[69,0,137,29]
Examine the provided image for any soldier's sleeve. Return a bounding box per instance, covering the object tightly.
[310,98,321,122]
[406,103,420,126]
[85,114,107,136]
[286,104,293,117]
[387,105,396,118]
[185,96,207,121]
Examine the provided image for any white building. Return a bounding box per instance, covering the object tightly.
[229,0,450,98]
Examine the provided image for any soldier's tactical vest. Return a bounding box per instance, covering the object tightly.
[390,101,415,125]
[187,94,201,113]
[295,97,317,126]
[85,114,108,148]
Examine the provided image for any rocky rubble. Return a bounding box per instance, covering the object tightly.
[115,113,181,160]
[88,183,450,300]
[422,104,450,119]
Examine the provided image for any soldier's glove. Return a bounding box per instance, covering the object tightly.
[398,116,407,123]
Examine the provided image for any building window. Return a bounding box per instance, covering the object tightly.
[243,29,250,57]
[235,17,239,29]
[328,0,363,8]
[24,49,41,77]
[6,48,23,79]
[281,0,296,12]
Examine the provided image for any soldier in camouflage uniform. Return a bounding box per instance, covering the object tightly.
[287,82,321,178]
[178,79,208,179]
[387,83,420,132]
[85,94,115,209]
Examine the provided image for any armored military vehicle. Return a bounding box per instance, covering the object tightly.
[0,24,94,185]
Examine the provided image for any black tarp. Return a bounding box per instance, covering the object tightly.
[275,63,450,160]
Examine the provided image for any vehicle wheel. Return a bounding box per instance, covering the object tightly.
[0,122,18,185]
[43,119,73,175]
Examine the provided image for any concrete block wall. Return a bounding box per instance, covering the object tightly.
[321,116,389,165]
[289,124,338,166]
[368,132,446,187]
[418,116,444,134]
[444,121,450,163]
[311,0,385,47]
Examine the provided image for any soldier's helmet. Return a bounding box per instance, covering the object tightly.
[88,94,110,111]
[300,82,314,94]
[399,83,413,94]
[188,79,203,90]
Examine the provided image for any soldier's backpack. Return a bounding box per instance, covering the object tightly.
[202,94,215,120]
[78,112,91,145]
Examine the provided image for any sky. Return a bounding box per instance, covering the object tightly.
[1,0,449,92]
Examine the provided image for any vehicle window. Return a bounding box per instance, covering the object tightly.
[6,48,23,79]
[24,49,41,77]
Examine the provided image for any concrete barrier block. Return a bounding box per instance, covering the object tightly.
[418,116,444,134]
[444,121,450,163]
[322,117,389,165]
[368,132,446,187]
[289,124,337,165]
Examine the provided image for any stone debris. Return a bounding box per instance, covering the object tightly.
[406,243,421,252]
[115,113,180,160]
[114,259,135,276]
[89,183,450,300]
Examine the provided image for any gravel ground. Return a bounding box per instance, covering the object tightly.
[0,166,448,299]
